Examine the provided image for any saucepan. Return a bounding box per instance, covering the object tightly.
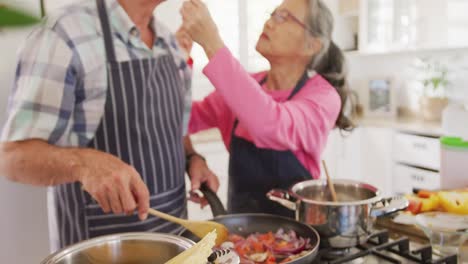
[41,232,195,264]
[267,179,408,248]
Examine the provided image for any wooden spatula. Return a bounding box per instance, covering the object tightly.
[165,230,217,264]
[148,208,228,246]
[322,160,338,202]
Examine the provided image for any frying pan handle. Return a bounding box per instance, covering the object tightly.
[200,183,227,217]
[266,189,297,211]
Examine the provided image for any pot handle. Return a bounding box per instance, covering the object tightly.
[199,183,227,217]
[370,196,409,218]
[266,189,297,211]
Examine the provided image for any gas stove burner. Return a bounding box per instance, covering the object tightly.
[321,248,351,259]
[314,230,460,264]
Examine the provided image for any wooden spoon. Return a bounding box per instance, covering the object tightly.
[147,208,228,246]
[322,160,338,202]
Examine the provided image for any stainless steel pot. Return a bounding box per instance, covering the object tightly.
[267,179,408,248]
[41,232,195,264]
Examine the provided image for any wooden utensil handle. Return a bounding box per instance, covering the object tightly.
[322,160,338,202]
[148,208,185,225]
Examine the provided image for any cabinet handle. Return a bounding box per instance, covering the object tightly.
[411,174,425,182]
[412,142,427,149]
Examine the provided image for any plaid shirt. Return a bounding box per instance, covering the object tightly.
[1,0,192,147]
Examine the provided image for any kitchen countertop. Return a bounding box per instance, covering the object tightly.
[189,116,443,144]
[377,216,468,262]
[355,116,443,137]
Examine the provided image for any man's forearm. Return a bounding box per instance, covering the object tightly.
[0,139,83,186]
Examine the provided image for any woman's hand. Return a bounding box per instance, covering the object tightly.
[175,26,193,59]
[180,0,224,59]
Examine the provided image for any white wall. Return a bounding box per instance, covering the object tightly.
[1,3,51,261]
[0,28,51,264]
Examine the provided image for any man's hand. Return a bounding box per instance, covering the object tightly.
[0,140,150,220]
[187,154,219,207]
[76,149,150,220]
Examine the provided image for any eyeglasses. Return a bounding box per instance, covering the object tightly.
[270,9,311,33]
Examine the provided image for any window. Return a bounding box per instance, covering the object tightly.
[188,0,240,100]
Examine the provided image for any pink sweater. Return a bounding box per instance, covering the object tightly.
[188,47,341,178]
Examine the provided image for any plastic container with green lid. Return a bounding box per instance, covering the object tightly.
[441,137,468,149]
[440,137,468,189]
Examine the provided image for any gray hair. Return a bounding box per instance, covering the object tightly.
[305,0,353,131]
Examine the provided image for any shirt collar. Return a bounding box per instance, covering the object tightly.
[106,0,163,48]
[102,0,176,52]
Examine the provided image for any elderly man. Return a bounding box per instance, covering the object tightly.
[0,0,218,249]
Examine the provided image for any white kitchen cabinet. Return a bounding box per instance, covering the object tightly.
[337,127,363,182]
[393,164,440,194]
[325,0,468,53]
[321,129,341,180]
[394,133,440,170]
[392,131,442,193]
[321,127,362,182]
[361,0,468,53]
[322,126,394,195]
[359,127,394,195]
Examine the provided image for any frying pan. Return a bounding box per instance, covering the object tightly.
[179,185,320,264]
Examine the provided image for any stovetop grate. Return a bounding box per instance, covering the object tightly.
[317,230,458,264]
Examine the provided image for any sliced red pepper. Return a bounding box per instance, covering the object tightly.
[417,190,434,199]
[407,198,423,214]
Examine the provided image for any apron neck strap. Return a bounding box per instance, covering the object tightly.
[259,71,310,100]
[96,0,117,63]
[232,71,310,131]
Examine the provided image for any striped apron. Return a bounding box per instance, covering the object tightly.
[48,0,187,250]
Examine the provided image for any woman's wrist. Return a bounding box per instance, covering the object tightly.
[202,35,225,59]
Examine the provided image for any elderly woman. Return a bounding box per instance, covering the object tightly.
[181,0,352,217]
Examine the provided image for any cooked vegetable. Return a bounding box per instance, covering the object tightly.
[220,229,312,264]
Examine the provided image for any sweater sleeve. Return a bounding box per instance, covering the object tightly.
[202,46,341,152]
[188,90,229,135]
